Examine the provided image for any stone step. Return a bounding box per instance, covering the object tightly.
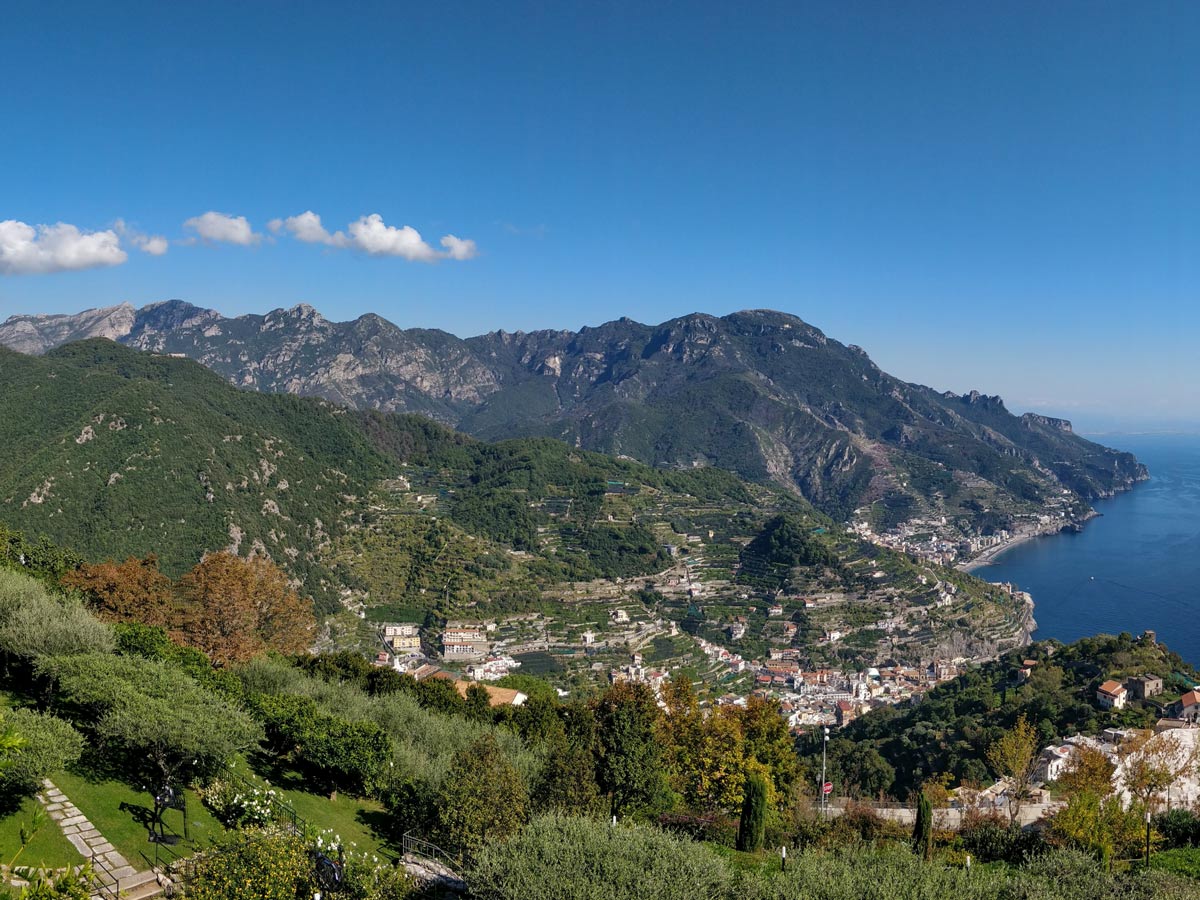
[118,870,159,891]
[121,881,164,900]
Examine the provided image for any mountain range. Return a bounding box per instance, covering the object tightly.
[0,301,1147,531]
[0,339,1034,662]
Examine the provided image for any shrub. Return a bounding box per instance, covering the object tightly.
[186,829,312,900]
[469,815,733,900]
[0,709,84,800]
[1155,809,1200,849]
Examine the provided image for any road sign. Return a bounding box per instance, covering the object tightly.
[822,782,833,795]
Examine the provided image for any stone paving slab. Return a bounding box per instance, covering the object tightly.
[34,778,138,883]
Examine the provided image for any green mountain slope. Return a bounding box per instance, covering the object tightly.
[0,304,1147,542]
[0,341,390,608]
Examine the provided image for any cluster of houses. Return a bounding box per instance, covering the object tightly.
[687,631,964,730]
[371,626,529,709]
[1095,671,1200,722]
[375,620,518,681]
[849,518,968,566]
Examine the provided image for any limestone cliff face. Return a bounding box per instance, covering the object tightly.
[0,301,1149,528]
[0,303,137,354]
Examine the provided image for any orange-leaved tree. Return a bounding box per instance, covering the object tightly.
[62,555,174,627]
[175,552,314,666]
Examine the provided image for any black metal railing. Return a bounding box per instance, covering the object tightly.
[88,850,121,900]
[401,831,463,875]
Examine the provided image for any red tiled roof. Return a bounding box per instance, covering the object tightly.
[1098,680,1125,696]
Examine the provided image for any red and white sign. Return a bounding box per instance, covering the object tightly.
[822,782,833,795]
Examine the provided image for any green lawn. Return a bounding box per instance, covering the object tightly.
[0,795,82,871]
[233,758,395,860]
[1150,848,1200,880]
[52,769,225,869]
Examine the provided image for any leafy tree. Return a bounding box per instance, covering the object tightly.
[0,709,83,798]
[985,714,1038,823]
[732,696,801,797]
[0,525,84,584]
[175,553,314,666]
[250,693,391,796]
[593,682,666,818]
[1059,746,1116,798]
[659,677,747,813]
[534,729,603,817]
[1120,731,1198,812]
[435,733,529,856]
[736,771,768,852]
[60,555,173,627]
[828,740,895,799]
[1046,792,1145,865]
[464,683,493,722]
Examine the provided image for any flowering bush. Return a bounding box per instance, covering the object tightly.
[184,828,412,900]
[196,779,277,829]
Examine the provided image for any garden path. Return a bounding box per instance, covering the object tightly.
[36,778,138,880]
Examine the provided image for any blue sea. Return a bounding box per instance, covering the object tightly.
[976,434,1200,664]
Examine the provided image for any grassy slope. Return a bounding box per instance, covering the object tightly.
[0,795,81,871]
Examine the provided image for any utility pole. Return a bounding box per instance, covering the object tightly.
[1145,809,1152,867]
[820,725,830,816]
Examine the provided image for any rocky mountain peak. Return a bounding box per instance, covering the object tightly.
[1021,412,1073,432]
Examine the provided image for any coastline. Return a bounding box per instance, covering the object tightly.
[956,515,1097,574]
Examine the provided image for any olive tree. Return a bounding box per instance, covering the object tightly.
[37,653,261,784]
[0,570,113,664]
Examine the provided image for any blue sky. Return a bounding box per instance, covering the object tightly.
[1,1,1196,429]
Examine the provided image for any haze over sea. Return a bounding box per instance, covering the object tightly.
[978,433,1200,662]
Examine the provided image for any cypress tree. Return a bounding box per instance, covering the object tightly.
[913,791,933,860]
[737,771,768,852]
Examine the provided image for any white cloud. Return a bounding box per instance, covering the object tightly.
[113,219,169,256]
[345,214,440,261]
[183,211,260,246]
[273,210,476,262]
[439,234,478,260]
[0,220,127,275]
[137,235,170,256]
[275,210,339,245]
